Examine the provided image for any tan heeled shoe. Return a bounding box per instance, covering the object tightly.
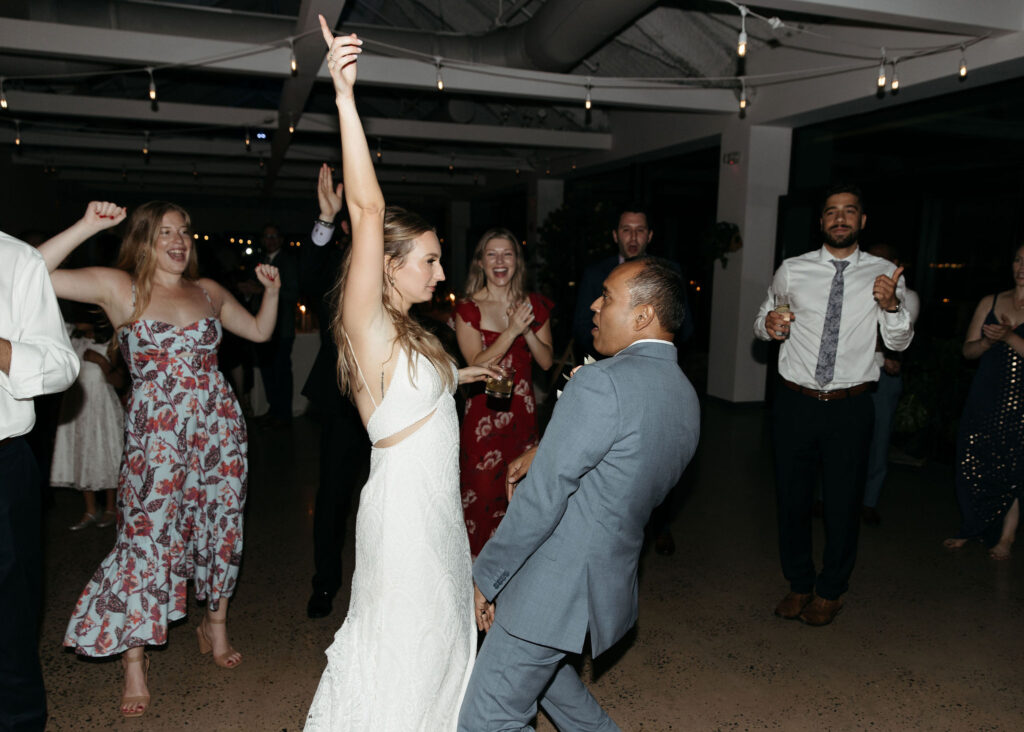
[120,653,150,718]
[196,616,242,668]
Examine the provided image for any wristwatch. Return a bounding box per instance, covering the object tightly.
[885,300,901,313]
[315,218,336,227]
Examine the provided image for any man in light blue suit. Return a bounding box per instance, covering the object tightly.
[458,258,700,732]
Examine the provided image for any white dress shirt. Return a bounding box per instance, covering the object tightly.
[754,246,913,390]
[874,287,920,368]
[0,232,80,439]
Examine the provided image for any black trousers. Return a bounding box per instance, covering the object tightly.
[772,383,874,600]
[257,336,294,420]
[311,404,369,596]
[0,438,46,731]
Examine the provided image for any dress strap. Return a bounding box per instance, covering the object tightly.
[343,332,378,409]
[989,293,999,317]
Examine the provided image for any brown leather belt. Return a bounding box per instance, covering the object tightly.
[783,378,872,401]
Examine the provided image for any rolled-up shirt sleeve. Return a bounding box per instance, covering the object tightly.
[0,251,79,399]
[877,276,913,352]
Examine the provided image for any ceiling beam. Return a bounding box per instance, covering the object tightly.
[0,19,736,113]
[756,0,1024,35]
[5,90,612,150]
[263,0,347,193]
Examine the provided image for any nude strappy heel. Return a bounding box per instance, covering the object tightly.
[120,653,151,718]
[196,616,242,668]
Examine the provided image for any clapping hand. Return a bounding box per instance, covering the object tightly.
[81,201,127,232]
[507,299,535,335]
[872,266,904,311]
[982,314,1014,342]
[317,163,343,222]
[319,15,362,96]
[254,264,280,291]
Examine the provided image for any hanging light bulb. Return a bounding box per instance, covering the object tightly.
[890,60,900,92]
[142,130,150,157]
[959,44,968,78]
[289,39,297,75]
[244,128,251,152]
[739,79,748,111]
[14,120,21,146]
[876,49,887,89]
[584,78,592,110]
[288,114,295,134]
[375,137,383,163]
[147,67,157,101]
[0,78,7,110]
[435,57,444,91]
[737,6,749,58]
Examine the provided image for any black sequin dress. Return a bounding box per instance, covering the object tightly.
[954,295,1024,546]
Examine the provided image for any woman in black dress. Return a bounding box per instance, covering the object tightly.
[945,244,1024,559]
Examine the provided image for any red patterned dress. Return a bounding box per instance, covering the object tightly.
[456,293,552,557]
[64,316,247,656]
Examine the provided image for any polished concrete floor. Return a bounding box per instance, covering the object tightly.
[37,400,1023,730]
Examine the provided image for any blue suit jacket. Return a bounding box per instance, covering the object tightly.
[472,340,700,656]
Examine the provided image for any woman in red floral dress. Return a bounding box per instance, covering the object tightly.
[454,228,554,557]
[39,201,280,718]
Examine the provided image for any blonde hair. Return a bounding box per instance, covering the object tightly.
[463,227,527,305]
[114,201,198,328]
[332,206,455,397]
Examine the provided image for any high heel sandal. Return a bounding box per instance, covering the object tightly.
[69,512,100,531]
[196,616,242,668]
[120,653,151,718]
[95,509,117,528]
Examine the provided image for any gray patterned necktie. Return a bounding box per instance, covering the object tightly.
[815,260,850,386]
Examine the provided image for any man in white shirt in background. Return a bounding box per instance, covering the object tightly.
[754,184,913,626]
[0,231,80,731]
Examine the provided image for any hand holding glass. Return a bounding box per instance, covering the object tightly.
[773,291,792,338]
[485,365,515,399]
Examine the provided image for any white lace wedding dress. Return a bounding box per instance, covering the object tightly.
[305,346,475,731]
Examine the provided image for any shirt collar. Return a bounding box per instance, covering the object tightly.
[817,244,861,266]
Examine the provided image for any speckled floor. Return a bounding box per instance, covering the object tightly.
[37,401,1023,731]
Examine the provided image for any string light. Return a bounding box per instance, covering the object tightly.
[244,128,251,151]
[435,57,444,91]
[890,60,900,92]
[584,78,592,110]
[142,130,149,157]
[375,137,383,162]
[876,49,887,88]
[289,39,297,75]
[959,44,968,78]
[146,67,157,101]
[0,78,7,110]
[288,114,295,134]
[14,120,21,146]
[739,79,748,111]
[737,5,749,58]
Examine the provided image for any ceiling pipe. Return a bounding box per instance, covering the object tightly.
[30,0,660,73]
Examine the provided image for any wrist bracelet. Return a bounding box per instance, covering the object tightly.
[315,218,335,227]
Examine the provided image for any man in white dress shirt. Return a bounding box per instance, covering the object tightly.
[754,184,913,626]
[0,231,80,730]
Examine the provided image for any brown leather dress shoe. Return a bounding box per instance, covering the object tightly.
[773,591,812,619]
[799,595,844,626]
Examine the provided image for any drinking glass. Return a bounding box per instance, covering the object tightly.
[485,365,515,399]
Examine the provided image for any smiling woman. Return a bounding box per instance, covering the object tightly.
[35,199,282,719]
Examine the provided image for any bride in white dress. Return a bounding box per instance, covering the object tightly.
[305,19,497,731]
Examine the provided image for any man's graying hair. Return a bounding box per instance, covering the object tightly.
[627,258,686,334]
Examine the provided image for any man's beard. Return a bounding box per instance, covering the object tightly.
[825,226,859,249]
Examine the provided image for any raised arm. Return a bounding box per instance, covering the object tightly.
[203,263,281,343]
[320,17,386,332]
[37,202,128,310]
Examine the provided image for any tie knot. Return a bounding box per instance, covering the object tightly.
[832,260,849,273]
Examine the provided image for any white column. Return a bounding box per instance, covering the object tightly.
[707,122,792,402]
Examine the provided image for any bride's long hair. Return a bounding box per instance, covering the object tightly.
[332,206,455,397]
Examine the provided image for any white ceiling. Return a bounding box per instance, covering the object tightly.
[1,0,1021,202]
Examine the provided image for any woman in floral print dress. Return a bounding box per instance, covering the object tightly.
[39,201,280,718]
[453,228,554,557]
